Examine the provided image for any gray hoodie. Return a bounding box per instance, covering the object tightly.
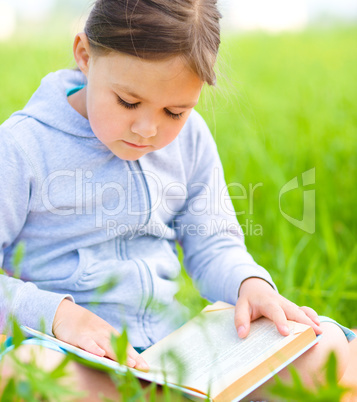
[0,69,276,347]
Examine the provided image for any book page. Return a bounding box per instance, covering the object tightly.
[142,308,307,397]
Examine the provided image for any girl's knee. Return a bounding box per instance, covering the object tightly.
[309,321,350,380]
[0,344,71,396]
[0,344,120,401]
[274,322,349,388]
[1,344,67,377]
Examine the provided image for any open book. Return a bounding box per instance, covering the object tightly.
[22,301,319,401]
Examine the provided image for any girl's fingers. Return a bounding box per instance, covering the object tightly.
[299,306,320,325]
[127,345,150,371]
[235,287,323,339]
[77,335,106,357]
[261,303,290,336]
[95,336,149,371]
[234,299,251,338]
[284,304,323,335]
[94,335,119,361]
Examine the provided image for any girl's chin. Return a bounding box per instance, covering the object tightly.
[111,147,152,161]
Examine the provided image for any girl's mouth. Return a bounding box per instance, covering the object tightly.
[122,140,149,149]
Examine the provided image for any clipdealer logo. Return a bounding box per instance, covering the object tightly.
[279,168,315,234]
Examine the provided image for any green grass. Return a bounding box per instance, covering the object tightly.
[200,26,357,327]
[1,26,357,332]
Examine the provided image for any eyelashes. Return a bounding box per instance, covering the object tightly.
[165,109,184,120]
[116,96,184,120]
[117,96,139,110]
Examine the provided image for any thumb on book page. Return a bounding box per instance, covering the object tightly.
[234,299,251,338]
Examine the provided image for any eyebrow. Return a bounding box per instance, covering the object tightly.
[113,84,198,109]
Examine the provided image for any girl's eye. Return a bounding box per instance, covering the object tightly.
[164,109,184,120]
[117,96,139,110]
[117,95,183,120]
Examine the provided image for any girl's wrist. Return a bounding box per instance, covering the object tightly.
[238,277,274,298]
[52,298,74,336]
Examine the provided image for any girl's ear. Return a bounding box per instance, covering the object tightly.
[73,33,91,76]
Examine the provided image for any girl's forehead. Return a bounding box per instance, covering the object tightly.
[94,52,197,82]
[91,52,203,105]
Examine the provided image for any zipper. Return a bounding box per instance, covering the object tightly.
[124,161,155,344]
[140,258,155,344]
[136,159,152,226]
[127,160,152,226]
[118,237,154,345]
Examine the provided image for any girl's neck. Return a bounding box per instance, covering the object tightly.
[67,87,88,120]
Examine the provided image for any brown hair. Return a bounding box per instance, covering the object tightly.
[84,0,222,85]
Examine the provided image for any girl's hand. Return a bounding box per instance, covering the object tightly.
[234,277,323,338]
[52,299,149,371]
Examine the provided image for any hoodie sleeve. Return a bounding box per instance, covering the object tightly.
[174,114,277,306]
[0,128,74,336]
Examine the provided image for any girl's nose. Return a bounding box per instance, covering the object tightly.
[131,118,157,138]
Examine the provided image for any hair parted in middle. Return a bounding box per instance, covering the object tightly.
[84,0,222,85]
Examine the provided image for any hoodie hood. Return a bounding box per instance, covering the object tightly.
[13,69,95,138]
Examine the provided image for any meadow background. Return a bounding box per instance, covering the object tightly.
[1,24,356,329]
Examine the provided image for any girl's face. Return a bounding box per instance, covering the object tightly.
[70,34,203,161]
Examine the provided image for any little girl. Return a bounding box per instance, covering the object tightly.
[0,0,355,399]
